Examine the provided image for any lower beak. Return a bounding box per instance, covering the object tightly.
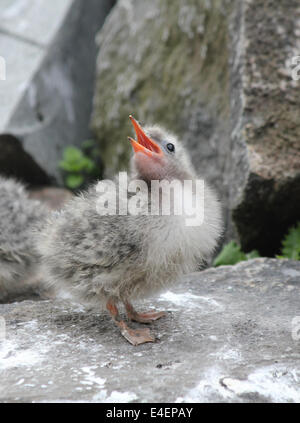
[128,115,163,157]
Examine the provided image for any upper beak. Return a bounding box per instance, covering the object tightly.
[128,115,163,157]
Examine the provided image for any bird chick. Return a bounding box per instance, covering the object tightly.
[38,117,222,345]
[0,177,48,303]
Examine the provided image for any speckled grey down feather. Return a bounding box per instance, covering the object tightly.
[0,177,48,303]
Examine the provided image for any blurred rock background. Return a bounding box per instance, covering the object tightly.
[0,0,115,185]
[1,0,299,256]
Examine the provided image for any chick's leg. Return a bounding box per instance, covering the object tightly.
[125,301,166,324]
[106,300,155,346]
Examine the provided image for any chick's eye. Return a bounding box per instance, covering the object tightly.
[167,143,175,153]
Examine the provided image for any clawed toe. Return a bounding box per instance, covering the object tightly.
[121,327,155,346]
[125,301,167,324]
[130,310,167,324]
[106,300,156,346]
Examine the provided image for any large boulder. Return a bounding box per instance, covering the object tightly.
[0,0,115,185]
[0,258,299,402]
[228,0,300,256]
[91,0,300,256]
[92,0,231,183]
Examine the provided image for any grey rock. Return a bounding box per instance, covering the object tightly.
[0,135,51,186]
[92,0,231,187]
[0,0,115,185]
[0,258,299,402]
[91,0,300,255]
[227,0,300,256]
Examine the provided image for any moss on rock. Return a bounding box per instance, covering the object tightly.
[91,0,232,179]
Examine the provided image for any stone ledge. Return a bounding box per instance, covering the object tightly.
[0,258,299,403]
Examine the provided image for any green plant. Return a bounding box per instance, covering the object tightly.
[59,141,102,190]
[213,241,260,267]
[214,221,300,267]
[277,222,300,260]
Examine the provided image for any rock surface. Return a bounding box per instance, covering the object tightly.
[228,0,300,256]
[0,0,115,185]
[0,258,299,403]
[91,0,300,256]
[92,0,231,185]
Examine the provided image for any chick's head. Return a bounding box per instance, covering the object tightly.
[128,116,196,182]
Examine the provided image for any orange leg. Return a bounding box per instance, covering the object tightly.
[125,301,167,324]
[106,300,155,346]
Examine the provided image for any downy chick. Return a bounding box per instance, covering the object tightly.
[37,116,222,345]
[0,177,48,303]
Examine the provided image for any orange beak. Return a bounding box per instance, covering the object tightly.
[128,115,163,158]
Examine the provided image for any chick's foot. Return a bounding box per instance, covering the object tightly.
[125,302,167,324]
[120,326,155,346]
[106,300,155,346]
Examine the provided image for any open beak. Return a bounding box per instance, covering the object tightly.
[128,115,163,158]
